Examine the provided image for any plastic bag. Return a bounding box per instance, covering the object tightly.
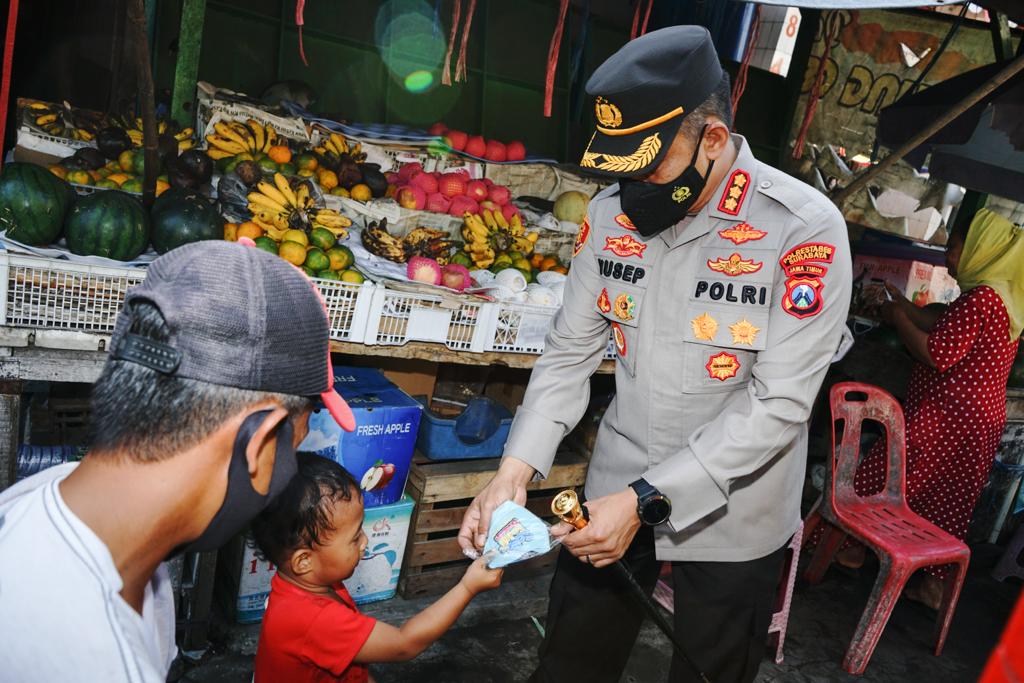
[475,500,561,569]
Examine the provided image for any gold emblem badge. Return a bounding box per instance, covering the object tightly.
[613,294,635,321]
[672,186,692,204]
[729,319,761,346]
[706,352,740,381]
[581,133,662,174]
[690,312,718,341]
[595,97,623,128]
[706,253,763,277]
[718,222,767,245]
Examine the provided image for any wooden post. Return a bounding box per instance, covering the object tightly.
[990,13,1013,62]
[170,0,206,127]
[127,0,159,208]
[0,380,22,490]
[831,53,1024,208]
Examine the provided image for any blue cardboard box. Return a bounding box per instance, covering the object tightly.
[344,495,415,604]
[300,367,422,508]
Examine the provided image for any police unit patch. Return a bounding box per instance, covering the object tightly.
[604,234,647,259]
[706,253,763,276]
[597,288,611,314]
[718,222,766,245]
[612,323,627,357]
[779,242,835,276]
[717,170,750,215]
[615,214,637,231]
[613,294,635,321]
[573,219,591,257]
[729,318,761,346]
[706,351,740,381]
[782,277,824,319]
[778,242,835,319]
[691,312,718,341]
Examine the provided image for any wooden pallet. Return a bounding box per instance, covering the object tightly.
[398,450,588,599]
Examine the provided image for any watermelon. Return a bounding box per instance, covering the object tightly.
[0,162,74,246]
[64,191,150,261]
[150,190,222,254]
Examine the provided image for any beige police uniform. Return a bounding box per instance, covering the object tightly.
[503,135,851,562]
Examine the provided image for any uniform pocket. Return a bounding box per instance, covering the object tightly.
[681,342,755,394]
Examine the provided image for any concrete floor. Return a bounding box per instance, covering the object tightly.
[175,545,1020,683]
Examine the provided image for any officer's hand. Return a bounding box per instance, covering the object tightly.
[457,459,532,553]
[560,489,641,568]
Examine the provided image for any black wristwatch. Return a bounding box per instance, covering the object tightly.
[629,478,672,526]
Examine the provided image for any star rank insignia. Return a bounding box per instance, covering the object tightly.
[729,319,761,346]
[691,312,718,341]
[706,352,740,381]
[706,253,763,276]
[717,170,750,216]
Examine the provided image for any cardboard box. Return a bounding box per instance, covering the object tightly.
[852,254,960,314]
[345,495,415,605]
[300,367,422,508]
[216,532,276,624]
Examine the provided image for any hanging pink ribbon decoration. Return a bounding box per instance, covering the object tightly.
[630,0,642,40]
[731,5,761,117]
[639,0,654,37]
[442,0,462,86]
[792,12,839,160]
[454,0,477,83]
[295,0,308,66]
[544,0,570,117]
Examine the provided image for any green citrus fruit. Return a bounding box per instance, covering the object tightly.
[327,245,354,271]
[253,237,279,254]
[309,227,336,251]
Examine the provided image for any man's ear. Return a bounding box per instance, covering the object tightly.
[244,407,290,493]
[290,547,314,577]
[702,119,732,161]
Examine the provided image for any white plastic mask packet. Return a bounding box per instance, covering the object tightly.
[479,500,561,569]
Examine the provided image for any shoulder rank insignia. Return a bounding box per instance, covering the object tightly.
[612,323,627,357]
[691,312,718,341]
[718,222,766,245]
[597,288,611,314]
[729,319,761,346]
[605,234,647,259]
[706,351,740,381]
[615,214,637,231]
[707,253,763,276]
[717,169,750,216]
[573,218,591,258]
[613,294,635,321]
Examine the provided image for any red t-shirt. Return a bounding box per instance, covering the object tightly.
[254,573,377,683]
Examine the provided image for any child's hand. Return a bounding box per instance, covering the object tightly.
[459,557,503,595]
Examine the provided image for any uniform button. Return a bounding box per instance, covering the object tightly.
[760,180,772,189]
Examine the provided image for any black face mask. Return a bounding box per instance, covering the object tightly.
[619,127,715,238]
[171,410,298,557]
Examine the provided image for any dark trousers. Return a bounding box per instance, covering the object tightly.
[529,526,786,683]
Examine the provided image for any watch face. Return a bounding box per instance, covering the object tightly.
[641,496,672,526]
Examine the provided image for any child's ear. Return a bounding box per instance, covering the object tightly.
[290,548,314,576]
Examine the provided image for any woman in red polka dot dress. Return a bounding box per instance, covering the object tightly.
[843,209,1024,609]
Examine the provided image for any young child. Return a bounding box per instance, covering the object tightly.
[250,452,502,682]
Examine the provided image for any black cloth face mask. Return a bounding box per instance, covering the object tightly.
[171,409,298,557]
[619,126,715,238]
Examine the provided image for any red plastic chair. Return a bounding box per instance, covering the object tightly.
[802,382,971,675]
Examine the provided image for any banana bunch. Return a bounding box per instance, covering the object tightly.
[461,210,536,269]
[361,220,406,263]
[403,227,459,265]
[205,119,277,160]
[313,132,366,164]
[118,118,194,152]
[247,172,351,240]
[26,102,94,140]
[312,209,352,239]
[462,212,496,269]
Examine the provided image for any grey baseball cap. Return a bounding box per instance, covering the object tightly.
[109,241,355,432]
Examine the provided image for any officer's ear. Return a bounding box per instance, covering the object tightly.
[702,119,732,161]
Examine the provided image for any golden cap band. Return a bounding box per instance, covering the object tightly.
[596,106,685,136]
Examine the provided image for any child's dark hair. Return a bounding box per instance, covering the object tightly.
[250,452,361,567]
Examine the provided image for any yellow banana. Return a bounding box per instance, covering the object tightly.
[264,224,290,241]
[28,102,51,110]
[330,133,348,155]
[314,211,352,228]
[174,127,194,141]
[35,113,58,126]
[526,231,539,243]
[494,210,510,230]
[248,191,289,213]
[255,181,291,208]
[482,210,499,231]
[315,224,349,238]
[245,119,265,152]
[295,183,310,208]
[206,148,234,160]
[263,124,277,152]
[206,135,246,154]
[214,121,250,149]
[177,139,195,151]
[158,120,167,135]
[511,214,524,236]
[273,173,298,208]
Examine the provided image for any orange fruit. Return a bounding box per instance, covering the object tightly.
[349,183,372,202]
[107,173,130,186]
[540,257,559,272]
[236,221,264,241]
[317,169,339,191]
[48,165,67,180]
[295,153,318,171]
[66,170,92,185]
[223,223,239,242]
[155,179,171,196]
[267,145,292,164]
[278,240,307,266]
[88,170,103,182]
[530,253,544,269]
[118,149,135,172]
[550,265,569,275]
[297,168,316,178]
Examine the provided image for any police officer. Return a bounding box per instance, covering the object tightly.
[458,26,851,682]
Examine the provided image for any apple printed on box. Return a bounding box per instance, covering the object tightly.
[300,367,423,508]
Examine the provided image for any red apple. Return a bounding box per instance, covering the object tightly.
[385,172,401,185]
[487,185,511,206]
[501,202,520,222]
[505,140,526,161]
[427,122,448,136]
[396,185,427,211]
[465,180,489,202]
[411,171,439,194]
[425,192,451,213]
[448,195,479,217]
[445,130,468,151]
[464,135,487,157]
[398,162,423,182]
[438,173,467,198]
[482,177,494,187]
[484,140,507,162]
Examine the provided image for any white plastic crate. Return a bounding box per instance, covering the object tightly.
[313,279,374,344]
[487,301,558,355]
[0,253,145,333]
[363,283,497,353]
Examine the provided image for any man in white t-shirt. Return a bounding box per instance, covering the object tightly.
[0,242,356,682]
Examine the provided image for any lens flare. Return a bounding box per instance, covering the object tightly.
[404,70,434,93]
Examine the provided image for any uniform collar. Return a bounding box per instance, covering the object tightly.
[660,134,759,249]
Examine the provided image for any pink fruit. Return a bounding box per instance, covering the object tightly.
[407,256,443,285]
[448,195,479,217]
[427,122,448,136]
[398,162,423,181]
[382,463,396,475]
[466,180,489,202]
[385,172,401,185]
[464,135,486,157]
[488,185,511,206]
[484,140,507,162]
[441,264,472,292]
[396,185,427,211]
[501,202,520,222]
[445,130,468,151]
[438,173,467,198]
[425,192,451,213]
[479,200,500,213]
[411,172,438,194]
[482,177,494,187]
[505,141,526,161]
